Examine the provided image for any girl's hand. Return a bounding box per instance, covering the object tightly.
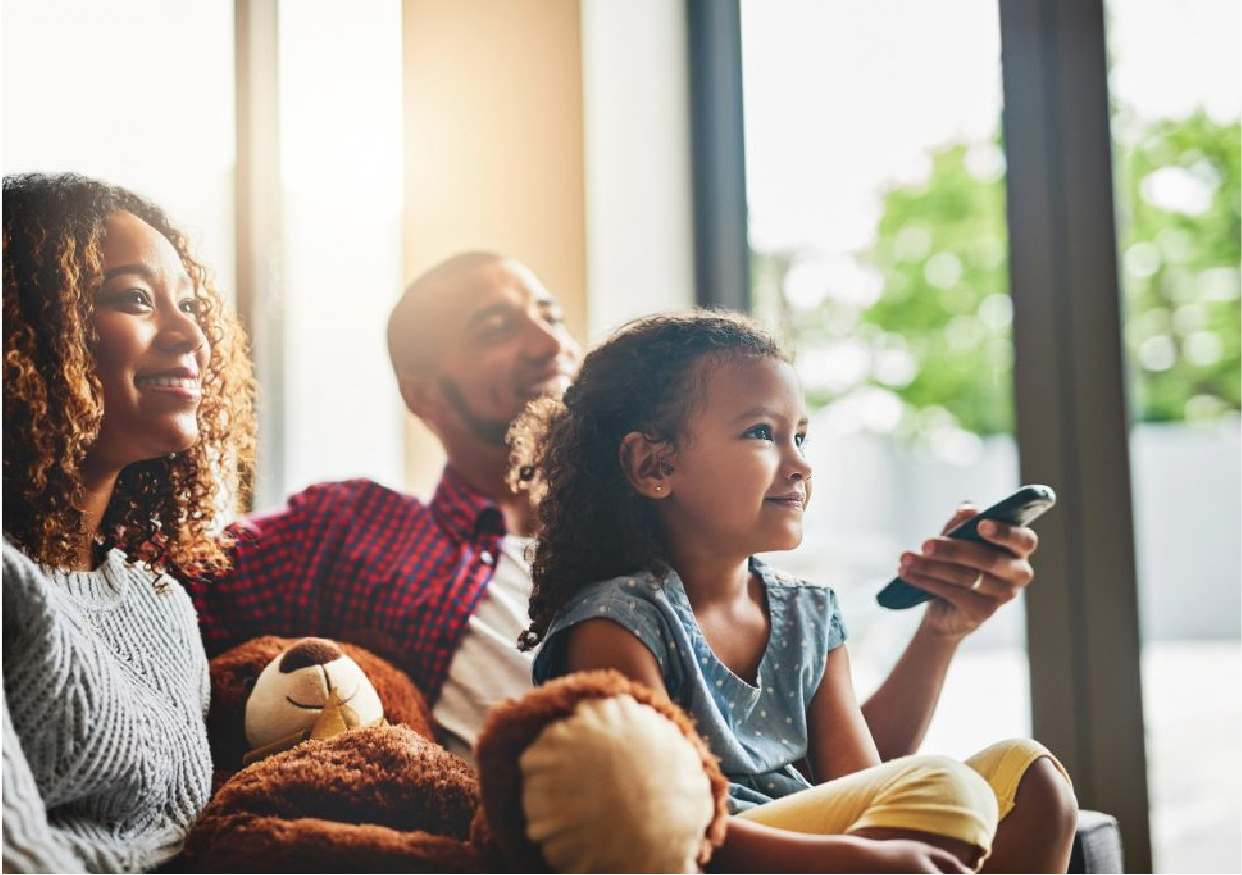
[854,838,974,873]
[896,503,1039,641]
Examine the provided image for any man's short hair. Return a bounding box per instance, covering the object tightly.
[386,250,505,377]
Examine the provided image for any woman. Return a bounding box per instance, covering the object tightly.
[2,172,255,872]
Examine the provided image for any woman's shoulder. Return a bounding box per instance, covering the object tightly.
[4,536,41,567]
[3,537,51,593]
[1,538,65,636]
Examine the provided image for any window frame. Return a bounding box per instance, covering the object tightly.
[234,0,286,512]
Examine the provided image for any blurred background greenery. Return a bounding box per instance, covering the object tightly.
[755,108,1240,442]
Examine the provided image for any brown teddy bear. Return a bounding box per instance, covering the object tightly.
[178,636,729,873]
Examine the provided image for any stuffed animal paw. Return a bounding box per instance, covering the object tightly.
[473,670,730,873]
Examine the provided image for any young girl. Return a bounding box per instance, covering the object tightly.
[3,172,255,871]
[514,312,1076,873]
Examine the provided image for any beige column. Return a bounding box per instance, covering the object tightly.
[400,0,587,495]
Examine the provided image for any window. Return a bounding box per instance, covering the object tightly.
[1106,1,1241,870]
[3,0,236,302]
[740,0,1030,758]
[275,0,406,499]
[4,0,406,509]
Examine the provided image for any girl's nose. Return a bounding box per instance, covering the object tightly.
[786,447,812,482]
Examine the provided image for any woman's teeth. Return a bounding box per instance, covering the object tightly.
[136,376,198,389]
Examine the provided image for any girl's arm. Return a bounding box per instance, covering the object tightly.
[562,617,672,702]
[561,621,968,873]
[805,644,883,782]
[863,512,1038,760]
[859,623,958,762]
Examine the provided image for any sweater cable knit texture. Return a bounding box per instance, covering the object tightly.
[2,540,212,873]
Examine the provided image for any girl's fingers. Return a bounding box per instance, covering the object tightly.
[917,538,1034,586]
[897,568,991,610]
[940,504,979,536]
[976,519,1039,557]
[901,553,1025,604]
[901,552,983,590]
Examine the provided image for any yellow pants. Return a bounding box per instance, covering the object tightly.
[737,738,1069,856]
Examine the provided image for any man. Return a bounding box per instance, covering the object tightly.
[192,250,1041,766]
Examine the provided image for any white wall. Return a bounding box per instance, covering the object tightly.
[581,0,696,344]
[400,0,589,496]
[1131,419,1242,641]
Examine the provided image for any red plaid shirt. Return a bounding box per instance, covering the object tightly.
[190,469,505,703]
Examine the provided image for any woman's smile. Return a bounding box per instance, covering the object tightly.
[135,366,202,401]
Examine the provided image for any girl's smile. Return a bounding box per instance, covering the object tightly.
[764,490,807,511]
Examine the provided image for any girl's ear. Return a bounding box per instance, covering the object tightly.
[619,431,676,499]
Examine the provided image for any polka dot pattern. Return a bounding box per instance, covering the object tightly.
[532,557,848,814]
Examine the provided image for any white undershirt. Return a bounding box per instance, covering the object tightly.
[433,536,537,764]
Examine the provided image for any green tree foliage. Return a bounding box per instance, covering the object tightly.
[756,110,1240,437]
[1114,109,1240,422]
[862,143,1012,436]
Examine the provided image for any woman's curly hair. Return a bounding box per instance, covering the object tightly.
[510,310,786,650]
[3,172,256,575]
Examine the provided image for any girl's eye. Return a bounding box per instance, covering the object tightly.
[179,297,202,316]
[745,424,774,441]
[795,432,807,449]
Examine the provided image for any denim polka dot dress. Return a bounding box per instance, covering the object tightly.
[532,557,847,813]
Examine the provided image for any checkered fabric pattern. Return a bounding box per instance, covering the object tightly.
[190,470,505,703]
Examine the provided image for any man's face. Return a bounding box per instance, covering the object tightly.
[420,259,581,447]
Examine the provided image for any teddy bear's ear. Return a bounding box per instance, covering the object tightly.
[240,669,258,693]
[207,637,301,779]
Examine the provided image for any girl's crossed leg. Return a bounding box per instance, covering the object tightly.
[736,740,1077,873]
[738,753,998,870]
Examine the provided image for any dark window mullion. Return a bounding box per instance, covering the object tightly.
[999,1,1152,870]
[686,0,750,311]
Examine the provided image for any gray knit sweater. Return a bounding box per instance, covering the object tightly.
[2,540,212,873]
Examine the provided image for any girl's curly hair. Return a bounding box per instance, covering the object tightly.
[510,310,786,650]
[3,172,256,575]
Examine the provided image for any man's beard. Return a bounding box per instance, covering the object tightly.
[438,376,512,448]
